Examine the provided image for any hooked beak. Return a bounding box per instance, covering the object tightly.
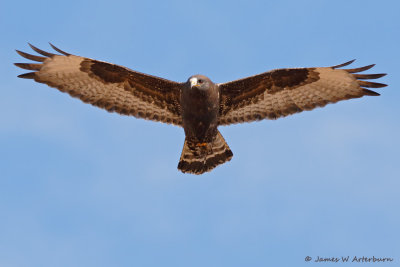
[190,77,199,88]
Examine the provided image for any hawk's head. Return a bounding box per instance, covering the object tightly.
[187,75,212,91]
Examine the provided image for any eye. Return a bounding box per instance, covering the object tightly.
[198,79,203,84]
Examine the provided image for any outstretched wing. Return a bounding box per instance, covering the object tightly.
[218,60,387,125]
[15,43,183,125]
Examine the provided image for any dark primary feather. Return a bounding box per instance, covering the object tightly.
[330,59,356,68]
[17,72,36,79]
[14,63,42,70]
[343,64,375,73]
[28,43,57,57]
[16,50,46,62]
[49,42,71,55]
[357,80,387,88]
[362,89,380,96]
[353,73,386,80]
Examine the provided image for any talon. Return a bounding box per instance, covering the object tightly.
[196,142,208,147]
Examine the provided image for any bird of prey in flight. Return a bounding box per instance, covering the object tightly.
[15,43,387,174]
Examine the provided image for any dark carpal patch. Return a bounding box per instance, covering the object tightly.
[80,60,127,83]
[87,61,127,83]
[219,68,319,116]
[80,59,182,116]
[267,68,319,93]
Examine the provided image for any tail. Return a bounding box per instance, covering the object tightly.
[178,130,233,175]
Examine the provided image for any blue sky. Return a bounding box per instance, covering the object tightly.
[1,0,399,266]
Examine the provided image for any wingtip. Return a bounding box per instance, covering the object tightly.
[362,88,380,96]
[15,49,46,62]
[17,72,36,79]
[27,43,56,57]
[347,59,356,65]
[14,63,42,70]
[379,82,388,88]
[331,59,356,69]
[345,64,376,73]
[358,80,387,88]
[48,42,71,55]
[375,73,387,78]
[353,73,387,80]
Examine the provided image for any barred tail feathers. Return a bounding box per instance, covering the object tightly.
[178,131,233,174]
